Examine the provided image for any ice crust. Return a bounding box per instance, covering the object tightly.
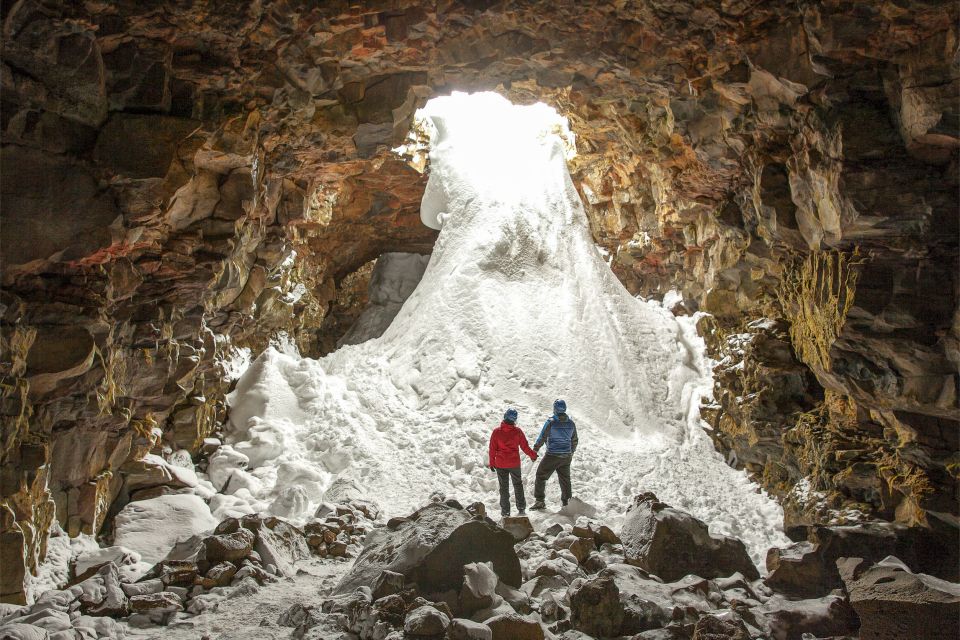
[223,92,789,566]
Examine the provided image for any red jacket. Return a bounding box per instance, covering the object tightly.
[489,421,537,468]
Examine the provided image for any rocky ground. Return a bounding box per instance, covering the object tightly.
[1,484,956,640]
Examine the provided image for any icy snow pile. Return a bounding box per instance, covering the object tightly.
[220,91,789,565]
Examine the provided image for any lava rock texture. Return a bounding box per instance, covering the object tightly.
[0,0,956,604]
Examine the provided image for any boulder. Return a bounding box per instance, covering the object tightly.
[521,575,569,598]
[766,522,958,598]
[278,603,315,627]
[404,605,449,636]
[334,502,521,596]
[485,613,544,640]
[113,494,217,566]
[371,570,406,600]
[501,517,534,542]
[569,575,623,637]
[621,493,759,582]
[448,618,493,640]
[691,613,751,640]
[128,591,183,624]
[203,528,256,563]
[200,562,238,588]
[75,562,128,617]
[460,562,498,614]
[253,519,311,577]
[752,593,858,640]
[569,564,720,637]
[553,534,595,564]
[839,555,960,640]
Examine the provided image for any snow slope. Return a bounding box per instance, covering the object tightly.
[221,92,788,566]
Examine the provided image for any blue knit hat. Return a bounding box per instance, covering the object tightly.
[553,399,566,414]
[503,408,518,423]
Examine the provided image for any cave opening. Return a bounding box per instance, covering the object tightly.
[210,91,791,578]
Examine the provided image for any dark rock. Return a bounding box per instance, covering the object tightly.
[766,522,958,597]
[252,519,311,577]
[569,575,623,637]
[621,493,759,582]
[335,502,521,596]
[203,528,256,563]
[839,555,959,640]
[128,591,183,621]
[485,613,544,640]
[404,604,449,636]
[501,517,534,542]
[200,562,237,588]
[448,617,493,640]
[691,614,750,640]
[752,593,858,640]
[371,570,406,600]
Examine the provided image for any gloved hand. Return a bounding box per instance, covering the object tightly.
[531,453,538,461]
[489,465,495,472]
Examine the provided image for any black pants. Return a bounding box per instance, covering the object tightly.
[496,467,525,515]
[534,453,572,503]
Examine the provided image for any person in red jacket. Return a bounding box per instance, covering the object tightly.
[489,408,538,517]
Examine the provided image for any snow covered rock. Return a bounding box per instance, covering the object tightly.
[460,562,498,615]
[838,555,960,640]
[404,605,449,636]
[113,494,217,566]
[334,502,521,596]
[0,623,51,639]
[621,493,759,582]
[121,454,197,493]
[120,579,163,598]
[484,613,544,640]
[75,562,128,617]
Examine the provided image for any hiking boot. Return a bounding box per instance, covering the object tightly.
[561,499,569,507]
[530,501,546,510]
[517,509,526,516]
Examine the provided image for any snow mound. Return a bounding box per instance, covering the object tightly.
[113,494,218,567]
[223,91,789,566]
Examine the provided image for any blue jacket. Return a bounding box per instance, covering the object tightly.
[534,413,578,455]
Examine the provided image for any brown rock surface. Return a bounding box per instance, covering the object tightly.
[1,0,956,604]
[621,493,759,581]
[839,556,960,640]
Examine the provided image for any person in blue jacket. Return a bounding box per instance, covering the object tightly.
[530,399,578,510]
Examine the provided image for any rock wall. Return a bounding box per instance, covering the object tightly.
[0,0,956,603]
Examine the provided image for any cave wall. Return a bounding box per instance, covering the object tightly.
[0,0,956,603]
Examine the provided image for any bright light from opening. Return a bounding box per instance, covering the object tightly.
[393,91,577,230]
